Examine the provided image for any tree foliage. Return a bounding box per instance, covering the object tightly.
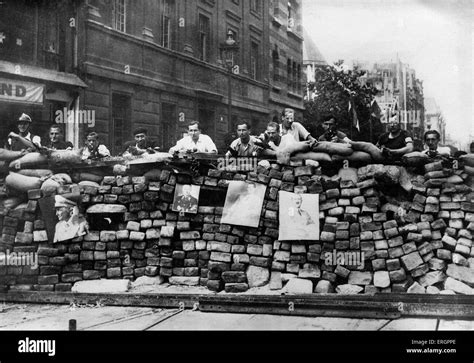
[303,60,383,143]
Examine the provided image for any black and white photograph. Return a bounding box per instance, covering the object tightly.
[172,183,200,214]
[0,0,473,360]
[278,191,319,240]
[53,194,89,243]
[221,180,266,228]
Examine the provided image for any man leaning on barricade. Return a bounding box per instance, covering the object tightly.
[169,121,217,155]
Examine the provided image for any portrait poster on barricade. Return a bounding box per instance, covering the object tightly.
[172,184,200,214]
[278,191,320,241]
[221,181,266,228]
[51,194,89,243]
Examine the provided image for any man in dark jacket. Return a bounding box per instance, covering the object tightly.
[123,127,159,156]
[376,120,413,161]
[6,113,41,151]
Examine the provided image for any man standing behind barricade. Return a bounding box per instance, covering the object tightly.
[422,130,451,158]
[318,115,351,143]
[123,127,160,157]
[6,113,41,151]
[257,121,281,156]
[376,119,413,161]
[44,125,73,150]
[226,121,262,157]
[80,132,110,160]
[280,108,317,147]
[169,121,217,154]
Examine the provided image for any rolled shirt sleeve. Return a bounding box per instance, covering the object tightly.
[98,144,110,157]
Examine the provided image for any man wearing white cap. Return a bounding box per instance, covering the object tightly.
[6,113,42,151]
[53,195,89,243]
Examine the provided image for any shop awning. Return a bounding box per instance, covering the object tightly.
[0,60,88,88]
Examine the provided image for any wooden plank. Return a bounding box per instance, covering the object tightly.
[1,291,473,319]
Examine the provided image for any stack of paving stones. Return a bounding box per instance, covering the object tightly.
[0,159,473,295]
[0,193,39,292]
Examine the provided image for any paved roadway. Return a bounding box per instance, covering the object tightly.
[0,303,473,331]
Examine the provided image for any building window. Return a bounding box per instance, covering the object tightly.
[112,93,131,155]
[251,0,262,14]
[161,103,176,151]
[292,61,297,92]
[287,59,291,88]
[44,12,59,53]
[250,42,259,80]
[297,64,301,92]
[199,14,210,62]
[161,0,174,48]
[113,0,126,32]
[287,1,293,28]
[272,45,279,82]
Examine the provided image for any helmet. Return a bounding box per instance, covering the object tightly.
[18,113,32,123]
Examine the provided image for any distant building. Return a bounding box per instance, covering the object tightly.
[424,97,446,144]
[355,58,425,140]
[268,0,305,123]
[302,28,326,100]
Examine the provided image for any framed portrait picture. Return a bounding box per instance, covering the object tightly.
[279,191,320,241]
[172,184,200,214]
[221,181,266,228]
[52,195,89,243]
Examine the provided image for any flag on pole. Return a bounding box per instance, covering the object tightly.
[348,97,360,132]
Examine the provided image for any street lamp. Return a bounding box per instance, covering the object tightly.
[220,30,239,133]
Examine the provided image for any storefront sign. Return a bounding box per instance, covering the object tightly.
[0,77,44,104]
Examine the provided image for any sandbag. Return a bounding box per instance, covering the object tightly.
[464,165,474,176]
[460,154,474,168]
[0,196,25,210]
[78,181,101,188]
[289,151,332,163]
[41,178,60,196]
[6,172,42,193]
[17,169,53,178]
[72,172,104,183]
[8,152,48,169]
[332,151,373,163]
[401,151,429,166]
[48,149,83,167]
[0,148,25,162]
[313,141,353,156]
[144,169,162,181]
[50,173,73,185]
[349,141,384,162]
[128,152,172,165]
[376,165,401,185]
[276,141,312,164]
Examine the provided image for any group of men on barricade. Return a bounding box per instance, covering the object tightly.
[1,108,456,166]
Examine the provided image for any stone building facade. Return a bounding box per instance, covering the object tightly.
[1,0,305,154]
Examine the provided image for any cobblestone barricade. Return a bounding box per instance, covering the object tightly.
[0,158,473,295]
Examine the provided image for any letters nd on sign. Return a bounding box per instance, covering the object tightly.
[0,77,44,104]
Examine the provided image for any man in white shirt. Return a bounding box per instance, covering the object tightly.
[169,121,217,154]
[280,108,317,147]
[422,130,451,158]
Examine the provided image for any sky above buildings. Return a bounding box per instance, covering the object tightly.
[302,0,473,147]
